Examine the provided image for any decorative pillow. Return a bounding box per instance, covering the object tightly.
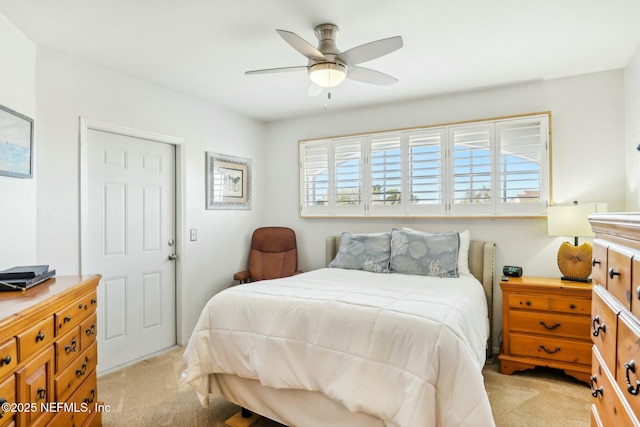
[391,229,459,277]
[328,232,391,273]
[402,228,470,275]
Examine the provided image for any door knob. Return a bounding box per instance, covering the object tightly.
[168,253,177,261]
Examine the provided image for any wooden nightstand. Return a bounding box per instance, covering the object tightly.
[498,276,592,384]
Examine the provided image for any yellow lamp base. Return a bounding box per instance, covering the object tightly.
[557,241,593,281]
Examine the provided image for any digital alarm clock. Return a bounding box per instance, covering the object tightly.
[503,265,523,277]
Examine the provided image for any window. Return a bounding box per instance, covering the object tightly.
[299,113,549,217]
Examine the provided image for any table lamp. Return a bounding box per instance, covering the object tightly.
[547,201,607,282]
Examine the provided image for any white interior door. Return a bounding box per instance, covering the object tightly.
[83,126,177,373]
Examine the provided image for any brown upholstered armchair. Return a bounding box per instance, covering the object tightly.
[233,226,302,284]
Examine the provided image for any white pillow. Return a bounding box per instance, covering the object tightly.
[402,228,471,275]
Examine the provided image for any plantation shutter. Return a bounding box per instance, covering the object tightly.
[496,115,548,214]
[370,133,403,215]
[332,138,364,215]
[299,140,330,215]
[449,124,494,215]
[406,128,446,215]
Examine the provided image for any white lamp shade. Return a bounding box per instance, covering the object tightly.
[547,202,607,237]
[309,63,347,88]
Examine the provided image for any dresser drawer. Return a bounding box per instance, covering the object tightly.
[16,317,54,363]
[0,374,15,427]
[0,339,17,380]
[509,310,590,340]
[591,285,620,375]
[55,326,81,373]
[591,239,609,287]
[55,342,97,403]
[509,333,592,365]
[49,370,98,427]
[631,256,640,320]
[549,297,591,315]
[616,311,640,417]
[80,312,97,351]
[591,346,638,427]
[54,290,97,337]
[607,244,633,309]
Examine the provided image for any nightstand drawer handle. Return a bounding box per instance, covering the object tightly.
[539,321,561,330]
[539,344,561,354]
[590,376,603,398]
[609,267,620,279]
[525,300,531,306]
[625,360,640,396]
[592,316,606,337]
[592,258,601,267]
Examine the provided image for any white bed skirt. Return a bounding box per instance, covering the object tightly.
[210,373,387,427]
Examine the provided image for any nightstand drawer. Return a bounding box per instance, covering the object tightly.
[508,294,549,311]
[509,310,590,340]
[549,297,590,315]
[509,333,591,365]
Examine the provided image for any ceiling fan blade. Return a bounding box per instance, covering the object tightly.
[347,66,398,85]
[245,66,307,75]
[337,36,403,66]
[308,82,324,96]
[276,29,326,61]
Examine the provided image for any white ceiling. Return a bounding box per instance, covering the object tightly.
[1,0,640,122]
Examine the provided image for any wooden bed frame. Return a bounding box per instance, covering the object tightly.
[222,237,496,427]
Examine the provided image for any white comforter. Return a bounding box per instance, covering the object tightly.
[184,268,495,427]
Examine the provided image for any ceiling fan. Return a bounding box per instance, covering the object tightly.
[245,24,403,96]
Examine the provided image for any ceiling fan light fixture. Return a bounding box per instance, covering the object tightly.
[309,62,347,88]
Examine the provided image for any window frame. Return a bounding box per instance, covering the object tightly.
[299,112,551,218]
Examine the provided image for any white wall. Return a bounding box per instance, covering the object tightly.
[264,70,626,352]
[0,14,36,268]
[625,46,640,210]
[35,48,266,344]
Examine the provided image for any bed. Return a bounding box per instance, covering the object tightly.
[184,232,496,427]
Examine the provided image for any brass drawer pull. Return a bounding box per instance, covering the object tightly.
[608,267,620,279]
[0,355,11,366]
[590,376,603,398]
[624,360,640,396]
[592,316,606,337]
[539,321,561,330]
[539,344,561,354]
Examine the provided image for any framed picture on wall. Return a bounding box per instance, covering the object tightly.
[206,152,252,210]
[0,103,34,179]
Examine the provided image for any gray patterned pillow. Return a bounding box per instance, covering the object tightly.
[390,229,459,277]
[328,232,391,273]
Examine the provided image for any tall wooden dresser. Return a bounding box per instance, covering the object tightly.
[589,213,640,426]
[0,275,101,427]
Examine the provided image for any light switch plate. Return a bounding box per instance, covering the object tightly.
[190,228,197,241]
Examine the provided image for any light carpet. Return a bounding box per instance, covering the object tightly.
[98,347,590,426]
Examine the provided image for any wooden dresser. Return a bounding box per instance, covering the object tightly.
[499,276,593,384]
[0,275,101,427]
[589,213,640,426]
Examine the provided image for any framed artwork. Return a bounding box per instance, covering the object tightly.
[0,103,34,179]
[206,152,252,210]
